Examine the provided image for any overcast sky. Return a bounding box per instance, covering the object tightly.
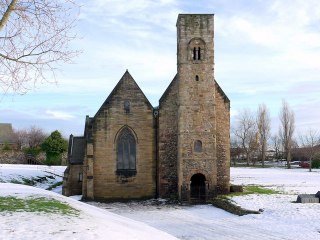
[1,0,320,138]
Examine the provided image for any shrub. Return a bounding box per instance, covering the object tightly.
[41,130,68,166]
[312,160,320,168]
[312,154,320,168]
[23,146,42,156]
[2,142,12,151]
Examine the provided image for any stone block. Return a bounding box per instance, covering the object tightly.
[230,185,243,193]
[296,194,319,203]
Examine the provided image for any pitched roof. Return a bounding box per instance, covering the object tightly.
[215,80,230,104]
[94,70,154,119]
[68,135,86,164]
[0,123,15,144]
[159,74,178,104]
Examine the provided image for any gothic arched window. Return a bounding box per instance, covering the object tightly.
[116,127,136,176]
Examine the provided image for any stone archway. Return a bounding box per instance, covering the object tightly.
[190,173,206,201]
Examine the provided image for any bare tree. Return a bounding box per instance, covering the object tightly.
[257,104,271,167]
[0,0,79,93]
[230,135,242,166]
[12,128,27,149]
[279,100,295,169]
[299,129,320,172]
[27,126,47,148]
[233,109,258,166]
[271,134,281,161]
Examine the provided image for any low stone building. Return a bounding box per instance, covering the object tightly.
[63,14,230,202]
[0,123,16,150]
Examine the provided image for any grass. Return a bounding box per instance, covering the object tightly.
[231,164,273,168]
[46,181,63,190]
[228,185,279,197]
[8,175,58,187]
[0,196,79,215]
[10,179,22,184]
[245,186,278,194]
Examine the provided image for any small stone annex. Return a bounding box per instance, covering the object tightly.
[63,14,230,202]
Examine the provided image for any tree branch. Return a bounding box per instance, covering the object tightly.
[0,0,18,32]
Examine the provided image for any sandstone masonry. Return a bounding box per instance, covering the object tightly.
[63,14,230,202]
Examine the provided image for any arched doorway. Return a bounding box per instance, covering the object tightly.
[190,173,206,201]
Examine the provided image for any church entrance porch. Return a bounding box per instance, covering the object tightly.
[190,173,207,202]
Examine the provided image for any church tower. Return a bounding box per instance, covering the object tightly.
[176,14,218,201]
[158,14,230,202]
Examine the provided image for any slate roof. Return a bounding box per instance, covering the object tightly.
[68,135,86,164]
[0,123,15,144]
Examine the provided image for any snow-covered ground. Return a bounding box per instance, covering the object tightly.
[0,164,177,240]
[88,167,320,240]
[0,164,319,240]
[0,164,66,193]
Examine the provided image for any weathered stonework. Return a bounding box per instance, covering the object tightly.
[63,164,82,196]
[63,14,230,202]
[0,150,26,164]
[215,83,231,193]
[87,72,155,200]
[158,75,179,198]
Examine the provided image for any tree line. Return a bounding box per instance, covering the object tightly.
[11,126,68,165]
[232,100,320,171]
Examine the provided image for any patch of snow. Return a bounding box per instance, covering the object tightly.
[70,195,82,201]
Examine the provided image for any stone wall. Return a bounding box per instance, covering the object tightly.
[215,82,230,193]
[0,150,26,164]
[158,75,179,198]
[0,151,51,164]
[90,71,156,200]
[63,164,83,196]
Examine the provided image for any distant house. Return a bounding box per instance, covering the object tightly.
[0,123,16,149]
[292,145,320,162]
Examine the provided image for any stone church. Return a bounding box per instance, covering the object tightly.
[63,14,230,202]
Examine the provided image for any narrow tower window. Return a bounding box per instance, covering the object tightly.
[194,140,202,152]
[198,47,201,60]
[193,47,197,60]
[195,75,199,81]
